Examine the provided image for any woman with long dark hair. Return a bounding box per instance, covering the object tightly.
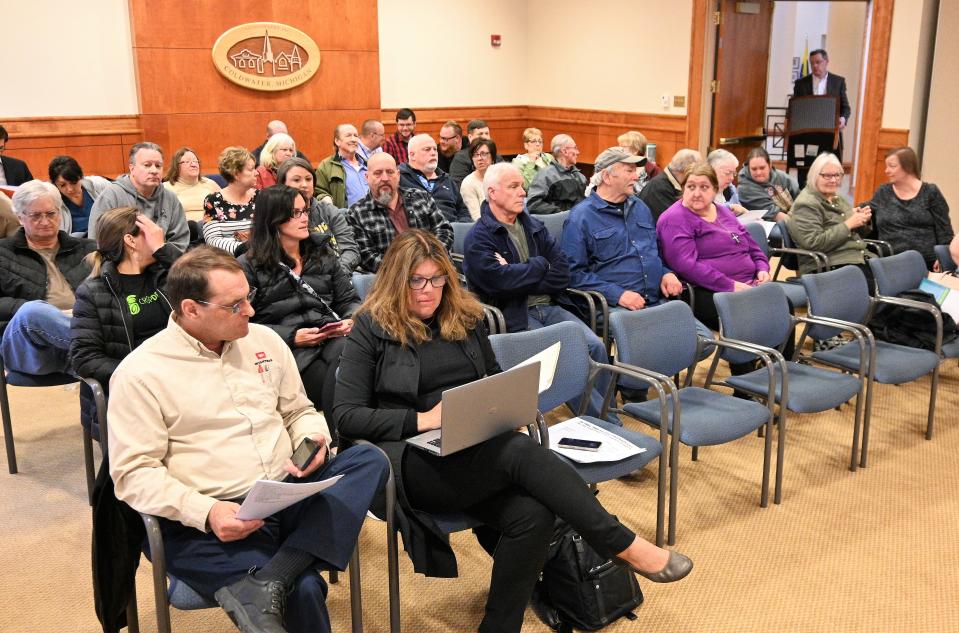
[239,185,359,413]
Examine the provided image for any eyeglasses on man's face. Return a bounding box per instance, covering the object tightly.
[195,288,257,314]
[408,275,448,290]
[24,211,59,222]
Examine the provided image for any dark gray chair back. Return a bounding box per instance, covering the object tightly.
[935,244,957,273]
[609,302,700,382]
[800,266,871,340]
[713,284,793,365]
[868,250,927,297]
[450,222,474,255]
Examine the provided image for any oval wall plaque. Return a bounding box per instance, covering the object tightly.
[212,22,321,92]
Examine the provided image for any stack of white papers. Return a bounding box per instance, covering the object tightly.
[548,417,646,463]
[236,474,344,520]
[514,341,561,393]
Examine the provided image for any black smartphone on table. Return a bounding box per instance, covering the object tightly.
[557,437,602,452]
[292,437,322,470]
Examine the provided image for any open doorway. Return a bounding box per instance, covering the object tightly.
[707,0,869,200]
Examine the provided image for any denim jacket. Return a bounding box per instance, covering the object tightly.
[562,192,671,306]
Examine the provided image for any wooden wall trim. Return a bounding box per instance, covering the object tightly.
[686,0,710,149]
[1,115,143,179]
[855,0,895,200]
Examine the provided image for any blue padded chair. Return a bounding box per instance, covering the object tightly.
[869,249,959,359]
[610,301,775,544]
[488,321,669,545]
[1,355,101,504]
[800,265,941,467]
[140,514,364,633]
[711,284,866,492]
[450,221,474,256]
[204,173,228,188]
[743,222,808,307]
[772,219,830,280]
[935,244,957,273]
[538,210,570,242]
[351,272,377,300]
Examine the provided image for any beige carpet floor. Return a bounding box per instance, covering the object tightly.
[2,357,958,632]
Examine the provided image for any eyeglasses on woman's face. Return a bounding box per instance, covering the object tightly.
[408,274,448,290]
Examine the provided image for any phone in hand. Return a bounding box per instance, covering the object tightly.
[292,437,321,470]
[318,320,343,332]
[558,437,602,452]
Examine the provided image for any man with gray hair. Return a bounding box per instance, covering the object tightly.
[638,148,703,221]
[462,163,612,419]
[527,134,586,215]
[88,142,190,251]
[398,134,470,222]
[0,180,96,374]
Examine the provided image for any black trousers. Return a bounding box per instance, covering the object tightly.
[301,336,347,416]
[403,432,636,633]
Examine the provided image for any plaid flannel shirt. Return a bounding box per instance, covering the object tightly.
[347,187,454,272]
[382,132,409,165]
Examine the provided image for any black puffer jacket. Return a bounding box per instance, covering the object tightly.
[68,244,179,389]
[239,233,360,371]
[0,228,96,332]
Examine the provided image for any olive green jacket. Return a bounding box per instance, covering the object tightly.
[786,187,869,274]
[314,153,347,209]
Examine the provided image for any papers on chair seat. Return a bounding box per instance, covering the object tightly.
[920,277,959,322]
[236,474,344,520]
[740,213,777,236]
[549,417,646,463]
[514,341,561,393]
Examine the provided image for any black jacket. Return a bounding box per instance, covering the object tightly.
[793,73,851,121]
[0,228,96,332]
[239,233,360,371]
[332,312,499,577]
[1,155,34,186]
[69,244,179,389]
[398,163,471,222]
[638,170,682,222]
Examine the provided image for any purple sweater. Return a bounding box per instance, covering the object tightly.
[657,201,769,292]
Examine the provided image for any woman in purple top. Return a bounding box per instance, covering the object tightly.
[657,162,770,331]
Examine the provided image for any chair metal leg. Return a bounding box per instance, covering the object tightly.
[83,427,96,506]
[0,380,18,474]
[858,373,877,469]
[142,515,173,633]
[690,446,699,461]
[925,366,940,440]
[385,467,401,633]
[348,546,363,633]
[850,379,867,471]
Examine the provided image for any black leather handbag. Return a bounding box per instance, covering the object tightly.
[531,519,644,631]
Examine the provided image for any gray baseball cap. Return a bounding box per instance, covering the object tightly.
[594,147,648,171]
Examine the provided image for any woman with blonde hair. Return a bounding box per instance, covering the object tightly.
[333,229,692,633]
[511,127,553,189]
[256,132,297,189]
[70,206,178,392]
[201,146,257,254]
[162,147,221,221]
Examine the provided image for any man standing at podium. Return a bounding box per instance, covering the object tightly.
[793,48,851,161]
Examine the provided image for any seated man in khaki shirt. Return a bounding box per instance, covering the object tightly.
[0,180,96,375]
[108,247,389,633]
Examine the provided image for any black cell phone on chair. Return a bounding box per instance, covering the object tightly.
[558,437,602,451]
[292,437,321,470]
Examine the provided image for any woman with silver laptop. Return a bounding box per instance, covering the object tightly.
[333,229,692,633]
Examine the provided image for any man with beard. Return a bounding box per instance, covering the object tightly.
[88,142,190,251]
[382,108,416,166]
[346,153,453,273]
[315,123,369,208]
[437,120,462,173]
[399,134,470,222]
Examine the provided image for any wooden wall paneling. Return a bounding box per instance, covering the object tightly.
[866,127,909,199]
[128,0,381,172]
[854,0,895,201]
[2,116,143,180]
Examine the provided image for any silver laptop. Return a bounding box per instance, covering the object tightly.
[405,361,540,456]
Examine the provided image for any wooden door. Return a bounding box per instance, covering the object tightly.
[710,0,774,164]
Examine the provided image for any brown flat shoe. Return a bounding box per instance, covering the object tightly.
[618,550,693,583]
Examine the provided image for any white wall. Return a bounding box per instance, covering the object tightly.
[923,0,959,223]
[377,0,693,114]
[882,0,924,128]
[378,0,528,108]
[525,0,692,114]
[0,0,138,117]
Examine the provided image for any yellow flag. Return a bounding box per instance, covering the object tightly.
[801,37,810,76]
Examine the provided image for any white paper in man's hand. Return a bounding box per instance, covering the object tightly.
[236,474,344,520]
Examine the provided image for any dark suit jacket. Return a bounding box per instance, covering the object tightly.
[793,73,851,121]
[0,155,34,186]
